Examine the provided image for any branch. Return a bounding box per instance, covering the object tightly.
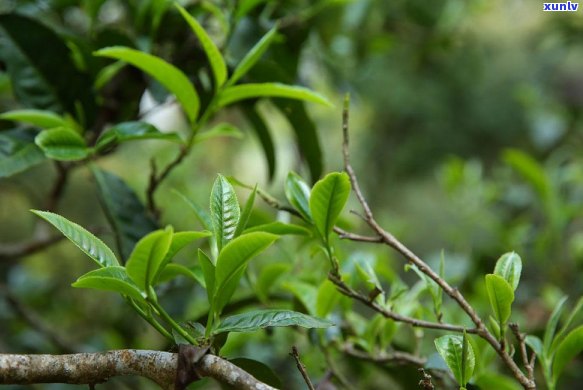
[510,323,535,382]
[0,350,277,390]
[290,346,315,390]
[147,146,189,218]
[340,95,535,390]
[341,343,426,367]
[0,233,65,261]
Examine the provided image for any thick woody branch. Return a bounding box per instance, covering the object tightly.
[0,350,277,390]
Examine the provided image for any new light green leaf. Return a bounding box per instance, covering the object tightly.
[213,309,333,334]
[217,83,332,108]
[0,109,68,129]
[95,46,199,123]
[244,222,311,236]
[126,227,173,291]
[194,123,244,143]
[31,210,118,267]
[210,174,241,251]
[175,4,226,88]
[35,127,90,161]
[213,232,278,315]
[234,185,257,238]
[72,266,144,302]
[228,26,278,86]
[485,274,514,329]
[552,325,583,384]
[309,172,351,241]
[155,230,211,282]
[285,171,312,222]
[434,333,475,387]
[198,249,215,300]
[493,252,522,291]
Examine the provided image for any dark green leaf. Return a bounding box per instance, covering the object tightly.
[175,4,227,89]
[31,210,119,267]
[72,266,144,302]
[485,274,514,330]
[241,104,276,181]
[213,232,278,315]
[210,174,241,251]
[234,185,257,237]
[552,325,583,383]
[0,128,45,178]
[126,227,173,291]
[285,171,312,222]
[35,127,90,161]
[493,252,522,291]
[96,121,181,150]
[92,168,159,260]
[214,309,332,334]
[309,172,351,241]
[217,83,332,108]
[434,334,475,387]
[95,46,199,123]
[0,109,68,129]
[244,222,311,236]
[228,27,278,86]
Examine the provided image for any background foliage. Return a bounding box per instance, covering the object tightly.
[1,0,583,389]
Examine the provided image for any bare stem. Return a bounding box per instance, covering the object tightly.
[290,346,315,390]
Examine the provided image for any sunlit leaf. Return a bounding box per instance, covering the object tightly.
[217,83,332,108]
[214,309,332,334]
[228,26,278,86]
[493,252,522,291]
[285,171,312,222]
[31,210,119,267]
[210,174,241,251]
[485,274,514,332]
[244,222,311,236]
[309,172,351,241]
[35,127,90,161]
[126,227,173,291]
[194,123,243,143]
[434,333,475,387]
[72,266,144,302]
[0,109,68,129]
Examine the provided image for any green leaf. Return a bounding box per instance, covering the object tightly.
[285,171,312,222]
[552,325,583,383]
[256,263,290,302]
[244,222,311,236]
[309,172,351,241]
[217,83,332,108]
[551,296,583,354]
[234,185,257,238]
[31,210,119,267]
[173,190,213,231]
[241,104,276,180]
[544,296,569,354]
[155,230,211,282]
[173,321,205,345]
[72,266,144,302]
[92,168,159,260]
[434,333,475,387]
[214,309,332,334]
[493,252,522,291]
[198,249,215,299]
[282,280,318,316]
[35,127,90,161]
[95,46,199,123]
[0,109,68,129]
[503,149,550,200]
[316,280,340,317]
[474,373,522,390]
[525,335,544,360]
[194,123,244,143]
[96,121,181,150]
[94,60,126,90]
[485,274,514,331]
[0,128,45,178]
[175,4,227,89]
[126,227,174,291]
[213,232,278,315]
[228,26,278,86]
[210,174,241,251]
[156,263,205,287]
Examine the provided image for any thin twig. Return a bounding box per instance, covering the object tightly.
[290,346,315,390]
[146,146,189,218]
[340,94,535,390]
[341,343,426,366]
[510,323,535,381]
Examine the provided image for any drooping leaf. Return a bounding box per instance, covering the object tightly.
[35,127,91,161]
[210,174,241,251]
[544,296,569,354]
[95,46,199,123]
[194,123,244,143]
[125,227,174,291]
[552,325,583,383]
[285,171,312,222]
[156,263,205,287]
[0,128,45,178]
[96,121,181,151]
[217,83,332,108]
[241,104,276,180]
[31,210,119,267]
[485,274,514,330]
[234,185,257,238]
[72,266,144,302]
[309,172,351,241]
[214,309,332,334]
[493,252,522,291]
[213,232,278,315]
[0,14,95,123]
[92,168,159,260]
[198,249,215,299]
[244,222,311,236]
[175,4,227,89]
[0,109,68,129]
[228,26,278,86]
[172,190,213,231]
[434,333,475,387]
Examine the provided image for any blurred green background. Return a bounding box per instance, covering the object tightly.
[1,0,583,389]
